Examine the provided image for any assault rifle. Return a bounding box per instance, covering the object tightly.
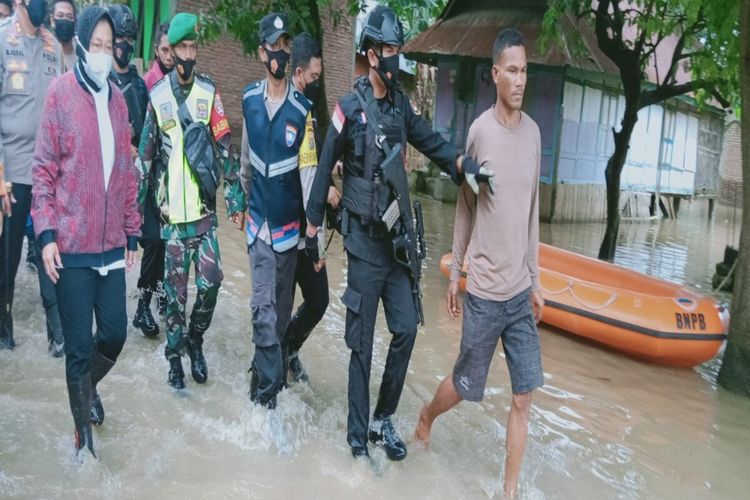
[380,144,425,326]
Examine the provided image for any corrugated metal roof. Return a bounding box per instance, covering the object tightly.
[403,3,618,75]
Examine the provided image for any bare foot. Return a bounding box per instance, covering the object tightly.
[413,405,432,448]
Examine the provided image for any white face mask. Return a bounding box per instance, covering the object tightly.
[77,39,113,90]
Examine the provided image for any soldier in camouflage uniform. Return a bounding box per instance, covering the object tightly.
[138,13,245,389]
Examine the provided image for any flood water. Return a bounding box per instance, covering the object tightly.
[1,196,748,499]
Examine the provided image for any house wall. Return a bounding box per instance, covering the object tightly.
[719,119,742,206]
[554,79,716,220]
[695,113,724,197]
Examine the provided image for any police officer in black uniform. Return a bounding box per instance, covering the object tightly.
[108,3,162,338]
[304,5,494,461]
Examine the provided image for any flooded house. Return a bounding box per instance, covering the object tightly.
[403,0,728,221]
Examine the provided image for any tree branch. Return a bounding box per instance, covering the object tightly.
[639,79,725,109]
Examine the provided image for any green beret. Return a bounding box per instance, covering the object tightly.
[168,13,199,45]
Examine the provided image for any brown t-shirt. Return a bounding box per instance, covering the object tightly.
[450,108,541,301]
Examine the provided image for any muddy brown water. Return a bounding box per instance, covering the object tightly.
[1,196,747,499]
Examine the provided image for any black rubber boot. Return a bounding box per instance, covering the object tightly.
[369,416,407,461]
[67,375,96,460]
[288,351,309,383]
[47,306,65,358]
[168,356,185,389]
[133,290,159,336]
[186,328,207,384]
[0,309,14,350]
[248,364,259,402]
[90,347,115,426]
[26,240,37,272]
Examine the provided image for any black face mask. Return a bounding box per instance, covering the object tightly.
[54,19,75,43]
[264,48,289,80]
[157,55,173,75]
[303,78,320,103]
[26,0,48,28]
[114,40,133,69]
[175,55,195,80]
[376,53,400,92]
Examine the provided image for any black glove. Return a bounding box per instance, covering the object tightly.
[305,233,320,263]
[462,156,496,194]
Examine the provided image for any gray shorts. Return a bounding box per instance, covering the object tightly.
[452,288,544,401]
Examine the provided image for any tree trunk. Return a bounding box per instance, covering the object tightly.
[598,89,640,261]
[307,0,331,133]
[717,0,750,396]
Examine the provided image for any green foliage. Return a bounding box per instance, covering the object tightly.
[199,0,446,56]
[542,0,741,108]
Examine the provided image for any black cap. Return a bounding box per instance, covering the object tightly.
[258,12,289,45]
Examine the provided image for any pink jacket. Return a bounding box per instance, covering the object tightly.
[32,71,141,267]
[143,61,166,92]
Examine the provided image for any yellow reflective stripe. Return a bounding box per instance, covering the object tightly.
[151,82,214,224]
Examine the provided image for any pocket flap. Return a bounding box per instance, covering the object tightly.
[341,287,362,314]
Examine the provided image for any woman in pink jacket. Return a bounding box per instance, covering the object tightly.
[31,6,141,461]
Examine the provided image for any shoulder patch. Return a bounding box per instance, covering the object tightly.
[332,103,346,133]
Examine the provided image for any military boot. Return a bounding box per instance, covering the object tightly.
[133,290,159,336]
[369,415,407,461]
[89,347,115,426]
[168,357,185,389]
[67,375,96,461]
[186,327,207,384]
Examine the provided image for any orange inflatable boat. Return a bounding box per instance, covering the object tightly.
[439,244,729,367]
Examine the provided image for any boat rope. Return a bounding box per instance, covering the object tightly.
[712,259,737,295]
[540,280,618,312]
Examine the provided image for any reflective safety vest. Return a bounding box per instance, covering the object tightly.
[150,75,216,224]
[242,79,311,252]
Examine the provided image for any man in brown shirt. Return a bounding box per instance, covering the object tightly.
[414,28,544,498]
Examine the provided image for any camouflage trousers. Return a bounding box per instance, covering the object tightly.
[163,227,224,359]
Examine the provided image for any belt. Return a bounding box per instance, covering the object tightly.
[348,214,390,240]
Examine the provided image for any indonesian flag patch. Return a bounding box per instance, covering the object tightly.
[332,103,345,133]
[285,124,298,147]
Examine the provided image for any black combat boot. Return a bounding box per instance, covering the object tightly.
[288,351,309,383]
[168,357,185,389]
[67,375,96,461]
[47,307,65,358]
[186,327,207,384]
[133,290,159,336]
[90,347,115,426]
[369,416,407,461]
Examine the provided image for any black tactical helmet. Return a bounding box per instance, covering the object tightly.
[358,5,404,54]
[108,3,138,39]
